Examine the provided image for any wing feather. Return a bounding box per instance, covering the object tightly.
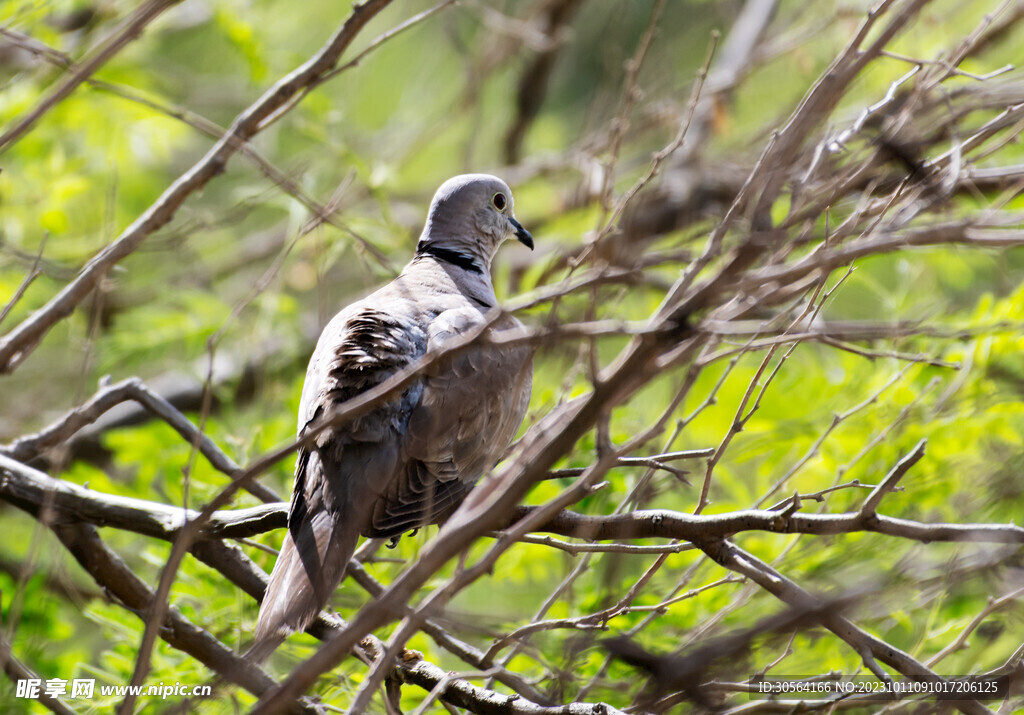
[368,308,532,538]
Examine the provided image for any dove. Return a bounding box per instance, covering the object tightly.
[251,174,534,658]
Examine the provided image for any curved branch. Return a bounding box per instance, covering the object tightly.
[51,522,283,701]
[696,538,993,715]
[0,454,572,709]
[3,454,1021,547]
[0,0,185,152]
[0,0,393,374]
[505,506,1024,544]
[1,377,279,503]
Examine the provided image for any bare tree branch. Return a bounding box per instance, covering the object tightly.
[1,377,279,503]
[0,0,394,374]
[50,522,285,701]
[0,0,185,152]
[0,630,79,715]
[4,451,1022,550]
[4,0,1023,711]
[503,0,586,164]
[696,537,994,715]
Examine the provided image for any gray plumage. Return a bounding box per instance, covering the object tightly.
[251,175,534,658]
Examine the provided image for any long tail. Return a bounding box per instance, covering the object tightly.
[248,511,361,662]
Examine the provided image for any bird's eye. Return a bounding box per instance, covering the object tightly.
[492,192,507,211]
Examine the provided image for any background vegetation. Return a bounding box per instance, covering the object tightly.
[1,0,1023,712]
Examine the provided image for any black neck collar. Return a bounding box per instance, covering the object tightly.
[416,242,483,274]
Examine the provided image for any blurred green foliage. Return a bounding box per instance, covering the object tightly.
[1,0,1023,712]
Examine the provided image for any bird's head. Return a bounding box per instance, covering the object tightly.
[417,174,534,267]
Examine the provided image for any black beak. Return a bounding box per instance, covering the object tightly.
[509,217,534,250]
